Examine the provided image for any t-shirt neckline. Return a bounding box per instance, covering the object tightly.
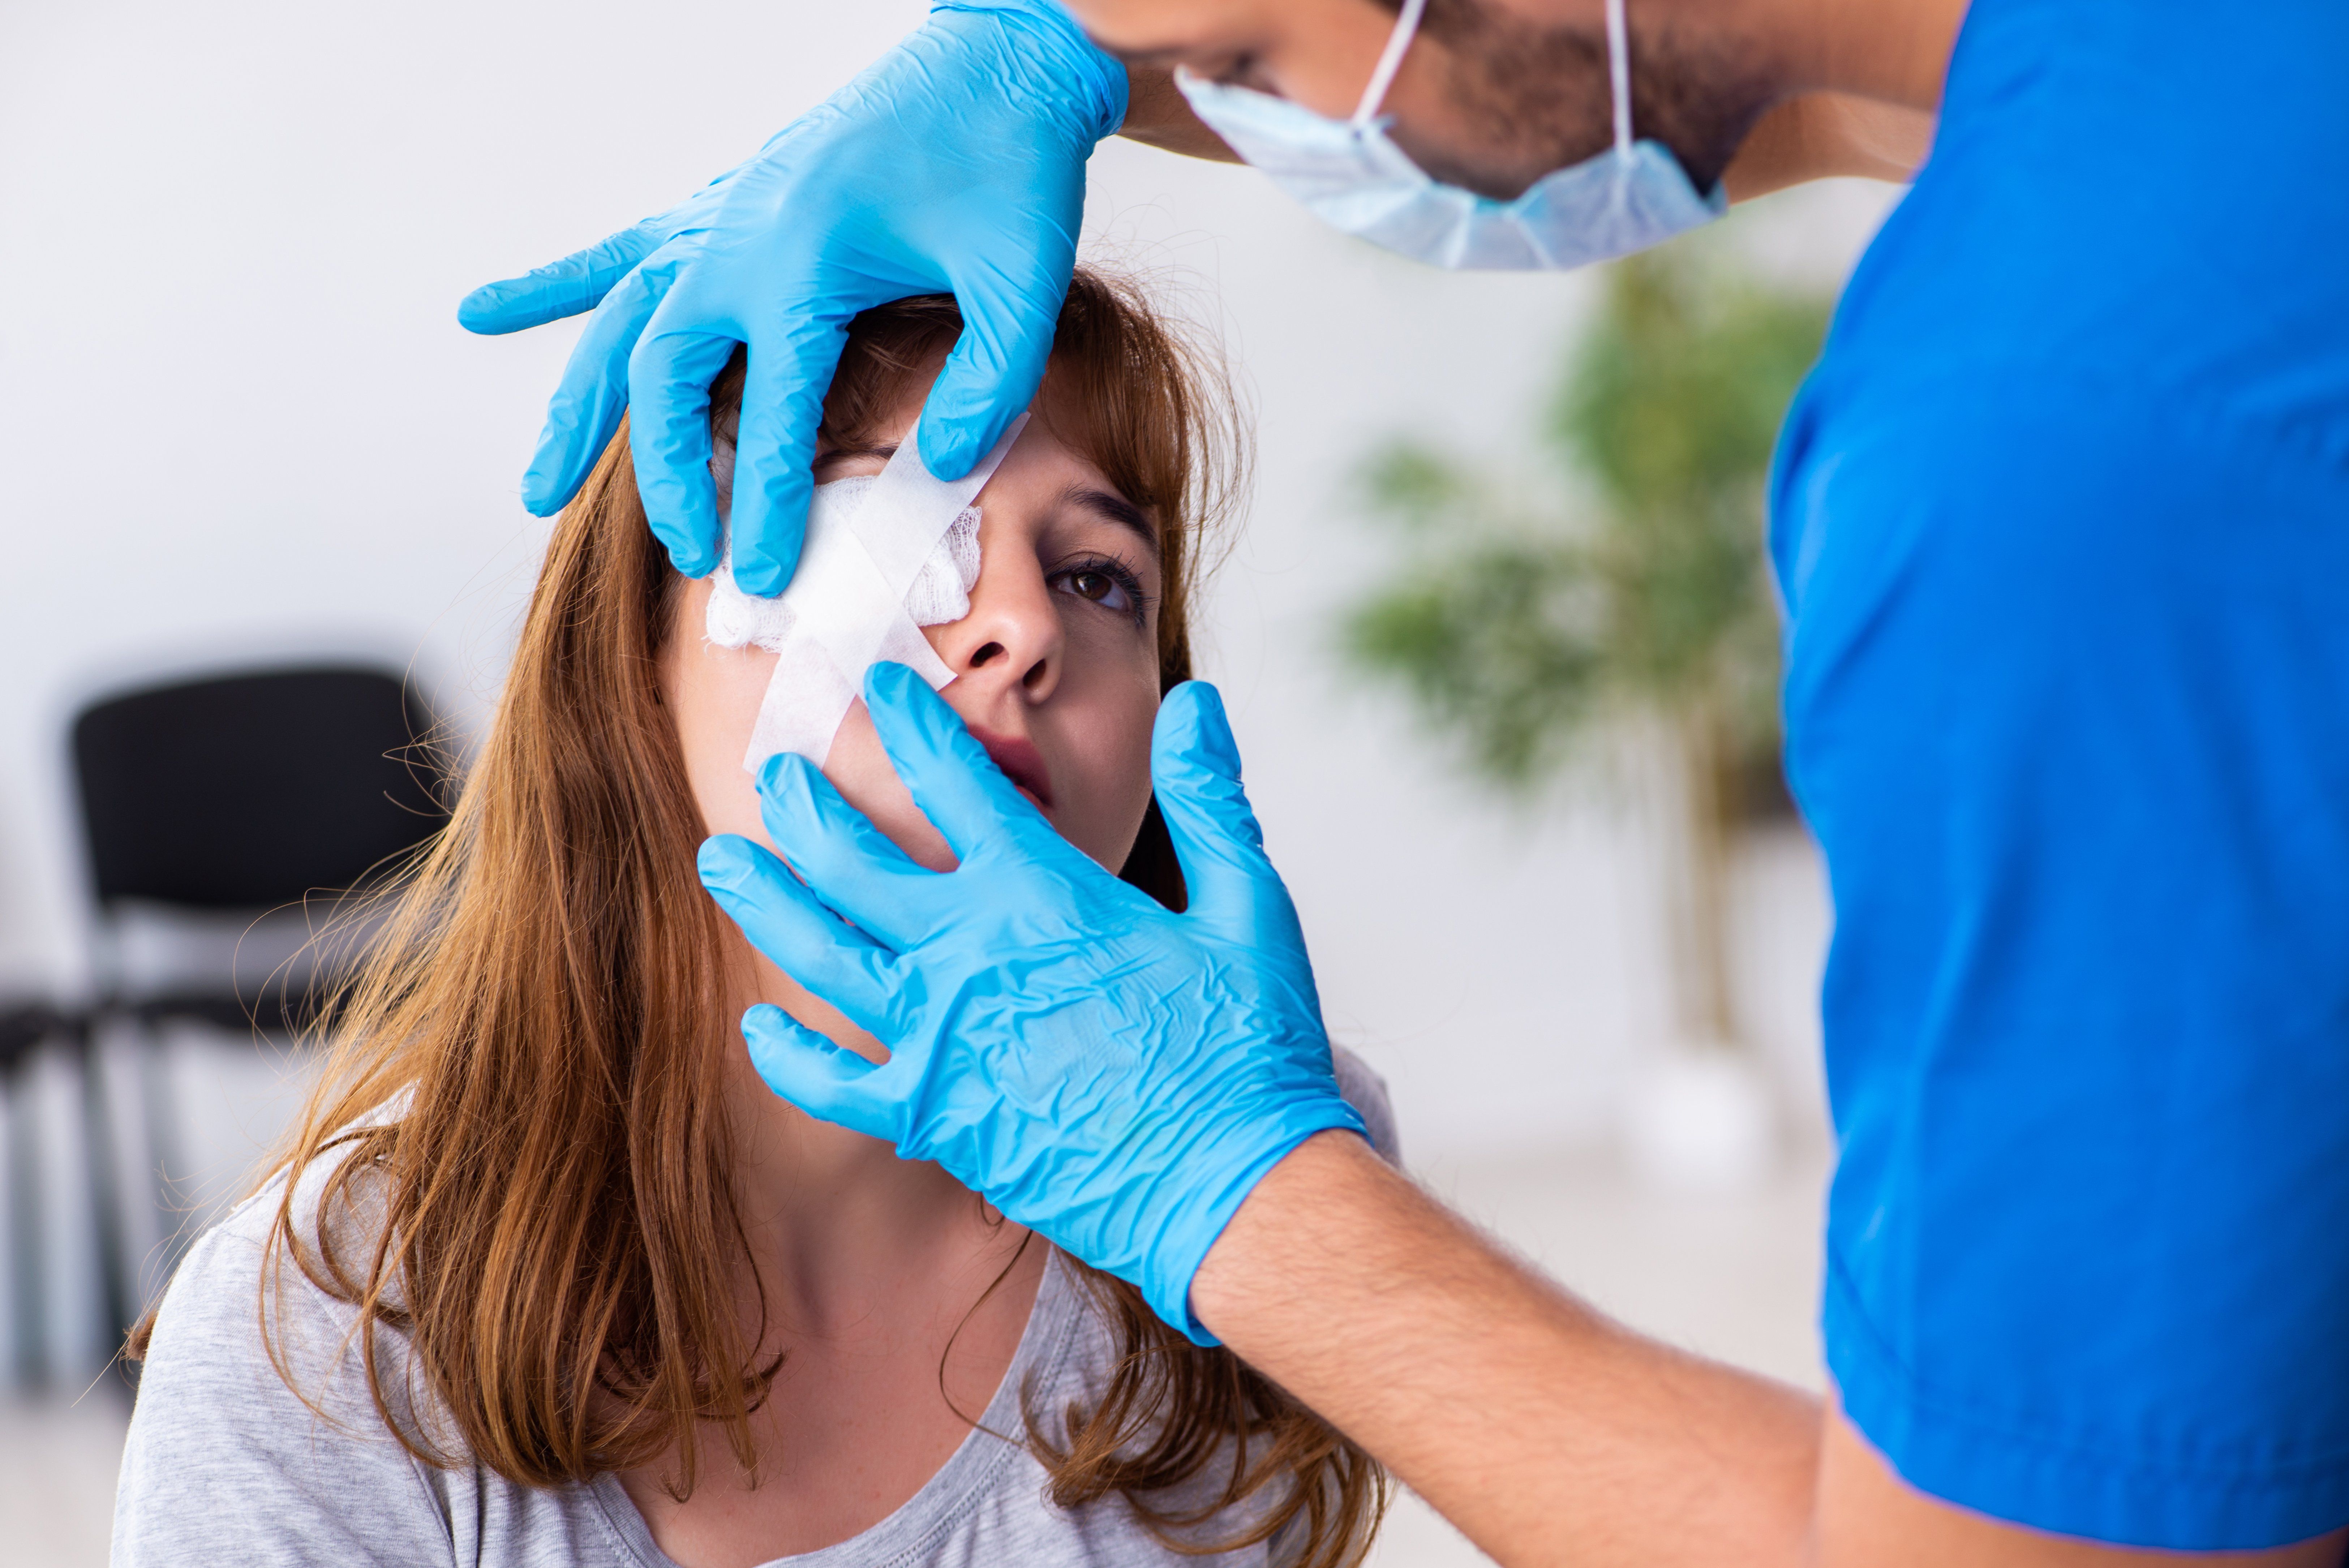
[588,1247,1085,1568]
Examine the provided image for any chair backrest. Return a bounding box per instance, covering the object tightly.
[70,665,451,912]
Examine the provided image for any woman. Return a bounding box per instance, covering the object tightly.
[114,271,1395,1567]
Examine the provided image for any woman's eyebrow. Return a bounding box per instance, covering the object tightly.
[1062,484,1160,558]
[812,440,897,469]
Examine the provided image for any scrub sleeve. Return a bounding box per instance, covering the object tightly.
[1774,0,2349,1548]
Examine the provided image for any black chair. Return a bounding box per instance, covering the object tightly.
[65,664,452,1372]
[0,1001,76,1388]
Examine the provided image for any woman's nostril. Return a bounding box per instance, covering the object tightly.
[970,642,1005,668]
[1022,659,1050,692]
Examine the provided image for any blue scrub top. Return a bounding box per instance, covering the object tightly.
[1772,0,2349,1550]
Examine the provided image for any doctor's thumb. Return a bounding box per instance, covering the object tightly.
[1151,682,1287,912]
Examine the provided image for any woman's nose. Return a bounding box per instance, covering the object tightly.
[933,559,1062,703]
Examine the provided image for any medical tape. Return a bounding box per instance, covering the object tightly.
[707,415,1027,773]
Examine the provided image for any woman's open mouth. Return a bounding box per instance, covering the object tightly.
[969,727,1055,810]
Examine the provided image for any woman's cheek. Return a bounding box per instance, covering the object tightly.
[661,585,784,848]
[820,701,958,873]
[665,578,949,870]
[1052,654,1163,872]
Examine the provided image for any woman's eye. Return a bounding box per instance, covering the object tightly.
[1066,570,1126,607]
[1050,561,1147,624]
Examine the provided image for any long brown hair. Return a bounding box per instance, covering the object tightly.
[137,270,1382,1564]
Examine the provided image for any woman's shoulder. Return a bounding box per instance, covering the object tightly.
[166,1086,423,1343]
[116,1140,438,1562]
[1330,1043,1402,1166]
[162,1125,405,1389]
[121,1133,637,1567]
[149,1130,384,1380]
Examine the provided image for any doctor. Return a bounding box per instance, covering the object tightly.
[463,1,2349,1561]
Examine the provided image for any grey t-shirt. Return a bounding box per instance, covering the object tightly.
[113,1051,1396,1568]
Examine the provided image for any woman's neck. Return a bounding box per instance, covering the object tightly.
[614,941,1046,1568]
[718,942,1038,1358]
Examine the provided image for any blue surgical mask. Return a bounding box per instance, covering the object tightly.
[1175,0,1724,271]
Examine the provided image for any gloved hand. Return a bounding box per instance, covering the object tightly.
[696,665,1367,1344]
[458,1,1126,596]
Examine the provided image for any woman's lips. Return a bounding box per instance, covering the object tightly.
[969,727,1054,810]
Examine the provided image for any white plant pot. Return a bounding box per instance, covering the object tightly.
[1621,1045,1779,1194]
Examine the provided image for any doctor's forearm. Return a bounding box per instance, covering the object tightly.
[1194,1135,2349,1567]
[1117,65,1242,161]
[1191,1131,1821,1568]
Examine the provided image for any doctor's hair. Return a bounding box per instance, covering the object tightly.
[138,268,1380,1566]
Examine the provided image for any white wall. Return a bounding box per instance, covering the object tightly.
[0,0,1893,1185]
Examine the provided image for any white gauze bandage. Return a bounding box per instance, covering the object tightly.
[704,414,1026,772]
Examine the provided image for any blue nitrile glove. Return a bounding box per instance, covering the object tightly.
[695,666,1367,1344]
[458,1,1126,596]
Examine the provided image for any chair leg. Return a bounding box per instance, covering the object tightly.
[133,1015,194,1305]
[73,1016,138,1396]
[5,1049,48,1389]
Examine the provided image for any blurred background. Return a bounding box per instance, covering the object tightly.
[0,1,1900,1561]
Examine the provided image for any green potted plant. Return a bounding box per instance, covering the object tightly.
[1341,241,1829,1186]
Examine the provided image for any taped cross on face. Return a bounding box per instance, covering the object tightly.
[705,416,1029,771]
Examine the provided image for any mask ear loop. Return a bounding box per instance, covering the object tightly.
[1352,0,1428,126]
[1605,0,1635,158]
[1602,0,1640,221]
